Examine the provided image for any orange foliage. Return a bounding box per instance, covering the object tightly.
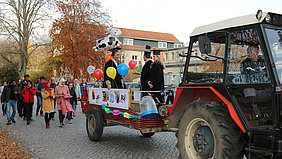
[50,0,110,79]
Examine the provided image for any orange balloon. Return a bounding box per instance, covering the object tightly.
[105,53,112,62]
[160,54,165,62]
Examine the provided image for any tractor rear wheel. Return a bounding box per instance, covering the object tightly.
[86,107,104,141]
[177,99,244,159]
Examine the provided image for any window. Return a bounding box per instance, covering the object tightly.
[132,55,138,64]
[227,28,270,84]
[165,53,169,61]
[123,38,133,45]
[171,52,175,60]
[121,54,125,63]
[184,33,226,84]
[158,42,167,48]
[174,43,182,48]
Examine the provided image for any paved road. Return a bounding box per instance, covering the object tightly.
[0,101,179,159]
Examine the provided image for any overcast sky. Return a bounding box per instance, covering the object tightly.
[101,0,282,44]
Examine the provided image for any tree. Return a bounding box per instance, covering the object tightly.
[50,0,110,79]
[0,0,51,78]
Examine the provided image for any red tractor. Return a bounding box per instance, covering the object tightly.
[85,10,282,159]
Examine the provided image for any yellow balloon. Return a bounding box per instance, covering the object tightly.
[106,67,116,79]
[123,112,130,119]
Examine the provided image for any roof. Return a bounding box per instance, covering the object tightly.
[190,11,270,37]
[116,27,180,42]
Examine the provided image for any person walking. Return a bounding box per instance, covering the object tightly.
[80,79,88,113]
[22,81,36,125]
[41,81,55,128]
[1,80,19,125]
[50,77,57,120]
[73,79,81,105]
[55,78,74,127]
[0,81,7,116]
[35,76,45,116]
[66,83,77,123]
[19,74,31,119]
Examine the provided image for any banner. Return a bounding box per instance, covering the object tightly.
[89,88,129,110]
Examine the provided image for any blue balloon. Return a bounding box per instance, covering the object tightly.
[117,63,129,77]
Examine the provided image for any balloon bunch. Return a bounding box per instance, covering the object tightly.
[102,104,141,119]
[105,59,137,80]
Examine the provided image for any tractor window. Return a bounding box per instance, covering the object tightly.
[184,33,226,84]
[227,29,271,84]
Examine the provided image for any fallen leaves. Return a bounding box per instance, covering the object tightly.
[0,130,30,158]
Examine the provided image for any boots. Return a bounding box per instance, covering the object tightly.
[6,120,11,125]
[46,122,49,128]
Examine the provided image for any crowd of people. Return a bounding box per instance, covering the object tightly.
[0,75,89,128]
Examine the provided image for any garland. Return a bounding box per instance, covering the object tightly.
[102,104,141,119]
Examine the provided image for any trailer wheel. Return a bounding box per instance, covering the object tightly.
[140,131,155,137]
[177,99,244,159]
[86,107,104,141]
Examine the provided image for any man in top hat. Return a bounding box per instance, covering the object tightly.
[148,49,165,104]
[103,47,124,89]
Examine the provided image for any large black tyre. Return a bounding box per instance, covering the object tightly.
[177,99,244,159]
[140,131,155,137]
[86,107,104,141]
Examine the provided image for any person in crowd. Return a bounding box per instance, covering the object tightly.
[0,81,7,116]
[105,80,111,90]
[66,83,77,122]
[35,76,45,116]
[148,49,165,105]
[41,81,55,128]
[17,78,24,118]
[103,47,124,89]
[1,80,19,125]
[65,76,73,86]
[70,76,74,83]
[22,80,36,125]
[55,78,75,127]
[50,77,57,120]
[80,78,88,112]
[98,80,103,88]
[19,74,30,119]
[73,79,81,103]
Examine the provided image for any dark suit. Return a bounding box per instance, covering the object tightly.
[141,59,152,91]
[104,59,123,89]
[150,60,164,104]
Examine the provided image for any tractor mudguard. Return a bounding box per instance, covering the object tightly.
[168,87,246,133]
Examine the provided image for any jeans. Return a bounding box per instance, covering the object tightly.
[67,101,75,121]
[58,110,65,124]
[7,100,17,121]
[36,96,43,115]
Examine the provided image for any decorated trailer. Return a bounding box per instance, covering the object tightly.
[85,10,282,159]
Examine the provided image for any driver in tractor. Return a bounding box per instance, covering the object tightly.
[240,44,270,84]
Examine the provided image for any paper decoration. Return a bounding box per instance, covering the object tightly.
[101,104,141,119]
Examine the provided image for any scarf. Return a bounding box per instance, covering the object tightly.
[44,81,51,92]
[59,78,66,86]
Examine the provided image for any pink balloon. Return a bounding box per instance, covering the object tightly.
[94,69,103,80]
[129,60,136,69]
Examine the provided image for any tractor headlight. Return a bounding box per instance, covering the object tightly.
[265,14,272,23]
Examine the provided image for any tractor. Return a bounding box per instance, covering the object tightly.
[84,10,282,159]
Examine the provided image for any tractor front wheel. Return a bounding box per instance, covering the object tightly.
[177,99,244,159]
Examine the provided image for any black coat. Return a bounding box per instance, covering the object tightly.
[103,59,123,89]
[69,88,77,105]
[150,60,164,91]
[141,60,153,91]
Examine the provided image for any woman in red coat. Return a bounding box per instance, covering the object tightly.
[22,80,36,125]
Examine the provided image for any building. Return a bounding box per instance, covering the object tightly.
[117,27,183,66]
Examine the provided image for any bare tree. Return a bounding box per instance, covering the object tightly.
[0,0,51,77]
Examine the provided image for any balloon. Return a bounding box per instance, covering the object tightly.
[106,67,116,79]
[117,63,129,77]
[129,60,136,69]
[123,112,130,118]
[87,65,95,74]
[94,69,103,80]
[105,53,112,62]
[160,54,165,62]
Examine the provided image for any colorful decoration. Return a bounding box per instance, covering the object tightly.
[87,65,95,74]
[129,60,136,69]
[101,104,141,119]
[138,67,142,73]
[106,67,116,79]
[94,69,103,81]
[105,53,112,62]
[160,54,165,62]
[117,63,129,77]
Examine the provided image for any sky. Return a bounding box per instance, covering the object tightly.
[101,0,282,45]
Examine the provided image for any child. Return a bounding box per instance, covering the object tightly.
[105,80,111,90]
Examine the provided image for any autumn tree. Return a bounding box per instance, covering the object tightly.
[50,0,109,79]
[0,0,51,78]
